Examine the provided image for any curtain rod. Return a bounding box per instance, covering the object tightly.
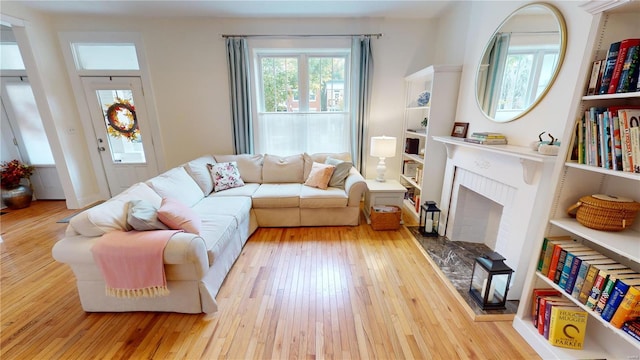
[221,33,382,39]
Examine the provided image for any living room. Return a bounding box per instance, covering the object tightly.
[2,0,638,358]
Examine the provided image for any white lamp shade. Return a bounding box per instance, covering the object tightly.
[370,136,397,158]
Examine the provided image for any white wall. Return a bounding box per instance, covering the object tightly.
[445,1,593,147]
[1,1,595,208]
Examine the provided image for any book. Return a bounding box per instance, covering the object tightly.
[538,236,574,275]
[463,138,508,145]
[537,295,564,335]
[563,253,608,295]
[619,109,640,172]
[586,59,603,95]
[543,298,574,338]
[594,271,640,314]
[548,243,589,282]
[622,321,640,342]
[532,289,561,327]
[599,41,621,94]
[470,132,506,139]
[553,246,592,284]
[602,279,640,322]
[610,110,623,170]
[616,45,640,93]
[631,125,640,173]
[548,306,588,350]
[579,263,627,305]
[571,257,616,299]
[558,250,600,290]
[586,267,633,309]
[608,38,640,93]
[610,286,640,328]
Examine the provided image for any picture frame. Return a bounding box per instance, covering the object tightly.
[451,122,469,138]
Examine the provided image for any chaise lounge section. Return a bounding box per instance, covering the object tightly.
[52,152,367,313]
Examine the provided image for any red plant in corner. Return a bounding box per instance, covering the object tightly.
[1,159,34,189]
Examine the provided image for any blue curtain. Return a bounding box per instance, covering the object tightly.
[482,33,510,117]
[226,37,253,154]
[352,36,373,172]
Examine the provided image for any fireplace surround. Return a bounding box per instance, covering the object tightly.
[433,136,557,300]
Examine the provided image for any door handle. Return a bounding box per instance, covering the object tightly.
[98,147,106,152]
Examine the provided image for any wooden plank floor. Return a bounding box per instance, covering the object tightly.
[0,200,539,359]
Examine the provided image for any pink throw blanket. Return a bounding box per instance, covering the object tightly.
[91,230,181,298]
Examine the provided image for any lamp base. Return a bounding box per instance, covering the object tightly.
[375,157,387,182]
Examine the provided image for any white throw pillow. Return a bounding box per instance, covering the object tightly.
[127,199,169,231]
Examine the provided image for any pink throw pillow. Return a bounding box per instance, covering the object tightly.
[157,197,202,234]
[304,162,335,190]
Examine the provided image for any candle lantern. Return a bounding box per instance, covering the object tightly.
[419,201,440,236]
[469,251,513,310]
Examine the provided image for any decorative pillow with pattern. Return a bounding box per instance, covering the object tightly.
[208,162,245,192]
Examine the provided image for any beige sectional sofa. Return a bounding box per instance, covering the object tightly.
[52,152,367,314]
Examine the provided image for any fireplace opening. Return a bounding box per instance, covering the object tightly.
[450,185,503,250]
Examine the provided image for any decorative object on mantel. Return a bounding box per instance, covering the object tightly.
[419,200,440,236]
[417,91,430,106]
[532,133,561,155]
[450,122,469,138]
[469,251,513,310]
[567,194,640,231]
[1,159,35,210]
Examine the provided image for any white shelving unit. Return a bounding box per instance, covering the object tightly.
[513,1,640,358]
[400,65,461,220]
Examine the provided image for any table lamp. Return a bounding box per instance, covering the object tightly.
[370,135,397,182]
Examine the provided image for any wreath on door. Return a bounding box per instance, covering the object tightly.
[105,98,140,141]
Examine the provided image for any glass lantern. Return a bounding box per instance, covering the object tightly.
[419,201,440,237]
[469,251,513,310]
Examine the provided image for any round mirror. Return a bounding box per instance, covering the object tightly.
[476,3,566,122]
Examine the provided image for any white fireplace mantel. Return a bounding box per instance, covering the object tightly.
[433,136,556,185]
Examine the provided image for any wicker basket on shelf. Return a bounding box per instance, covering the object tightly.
[567,194,640,232]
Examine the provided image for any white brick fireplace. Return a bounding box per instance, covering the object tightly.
[434,137,557,300]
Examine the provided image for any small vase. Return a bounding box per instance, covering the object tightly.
[1,184,33,210]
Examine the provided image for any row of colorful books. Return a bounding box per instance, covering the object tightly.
[586,38,640,95]
[463,132,508,145]
[535,236,640,343]
[569,106,639,173]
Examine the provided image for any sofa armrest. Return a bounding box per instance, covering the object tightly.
[344,168,367,207]
[52,232,209,276]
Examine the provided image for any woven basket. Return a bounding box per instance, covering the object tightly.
[567,194,640,232]
[370,206,402,231]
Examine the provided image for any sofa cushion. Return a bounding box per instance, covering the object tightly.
[157,197,202,234]
[198,214,237,265]
[184,154,216,195]
[214,154,263,183]
[192,196,252,229]
[304,162,335,190]
[263,154,304,183]
[325,156,353,189]
[209,162,245,192]
[127,199,169,231]
[146,167,204,207]
[300,186,349,208]
[252,183,301,208]
[69,182,162,237]
[209,183,260,197]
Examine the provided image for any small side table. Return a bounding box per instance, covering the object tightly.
[363,179,407,224]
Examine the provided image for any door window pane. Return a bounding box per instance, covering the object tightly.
[0,43,25,70]
[95,89,146,164]
[3,82,54,164]
[72,43,139,70]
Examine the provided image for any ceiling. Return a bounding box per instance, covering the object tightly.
[8,0,456,19]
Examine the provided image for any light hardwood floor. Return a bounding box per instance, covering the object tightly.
[0,200,539,359]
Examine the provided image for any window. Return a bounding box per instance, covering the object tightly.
[71,43,139,70]
[254,49,351,155]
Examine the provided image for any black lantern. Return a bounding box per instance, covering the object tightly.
[419,201,440,236]
[469,251,514,310]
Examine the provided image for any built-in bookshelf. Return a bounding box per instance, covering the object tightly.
[513,1,640,358]
[400,65,461,220]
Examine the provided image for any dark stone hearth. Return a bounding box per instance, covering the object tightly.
[407,226,518,317]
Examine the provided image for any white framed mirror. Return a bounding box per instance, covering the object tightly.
[476,2,566,123]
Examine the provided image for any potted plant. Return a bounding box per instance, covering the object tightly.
[1,159,35,209]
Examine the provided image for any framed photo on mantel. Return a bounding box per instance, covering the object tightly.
[451,122,469,138]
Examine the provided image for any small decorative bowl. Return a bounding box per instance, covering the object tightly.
[417,91,431,106]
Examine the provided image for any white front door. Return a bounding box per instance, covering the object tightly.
[81,77,159,196]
